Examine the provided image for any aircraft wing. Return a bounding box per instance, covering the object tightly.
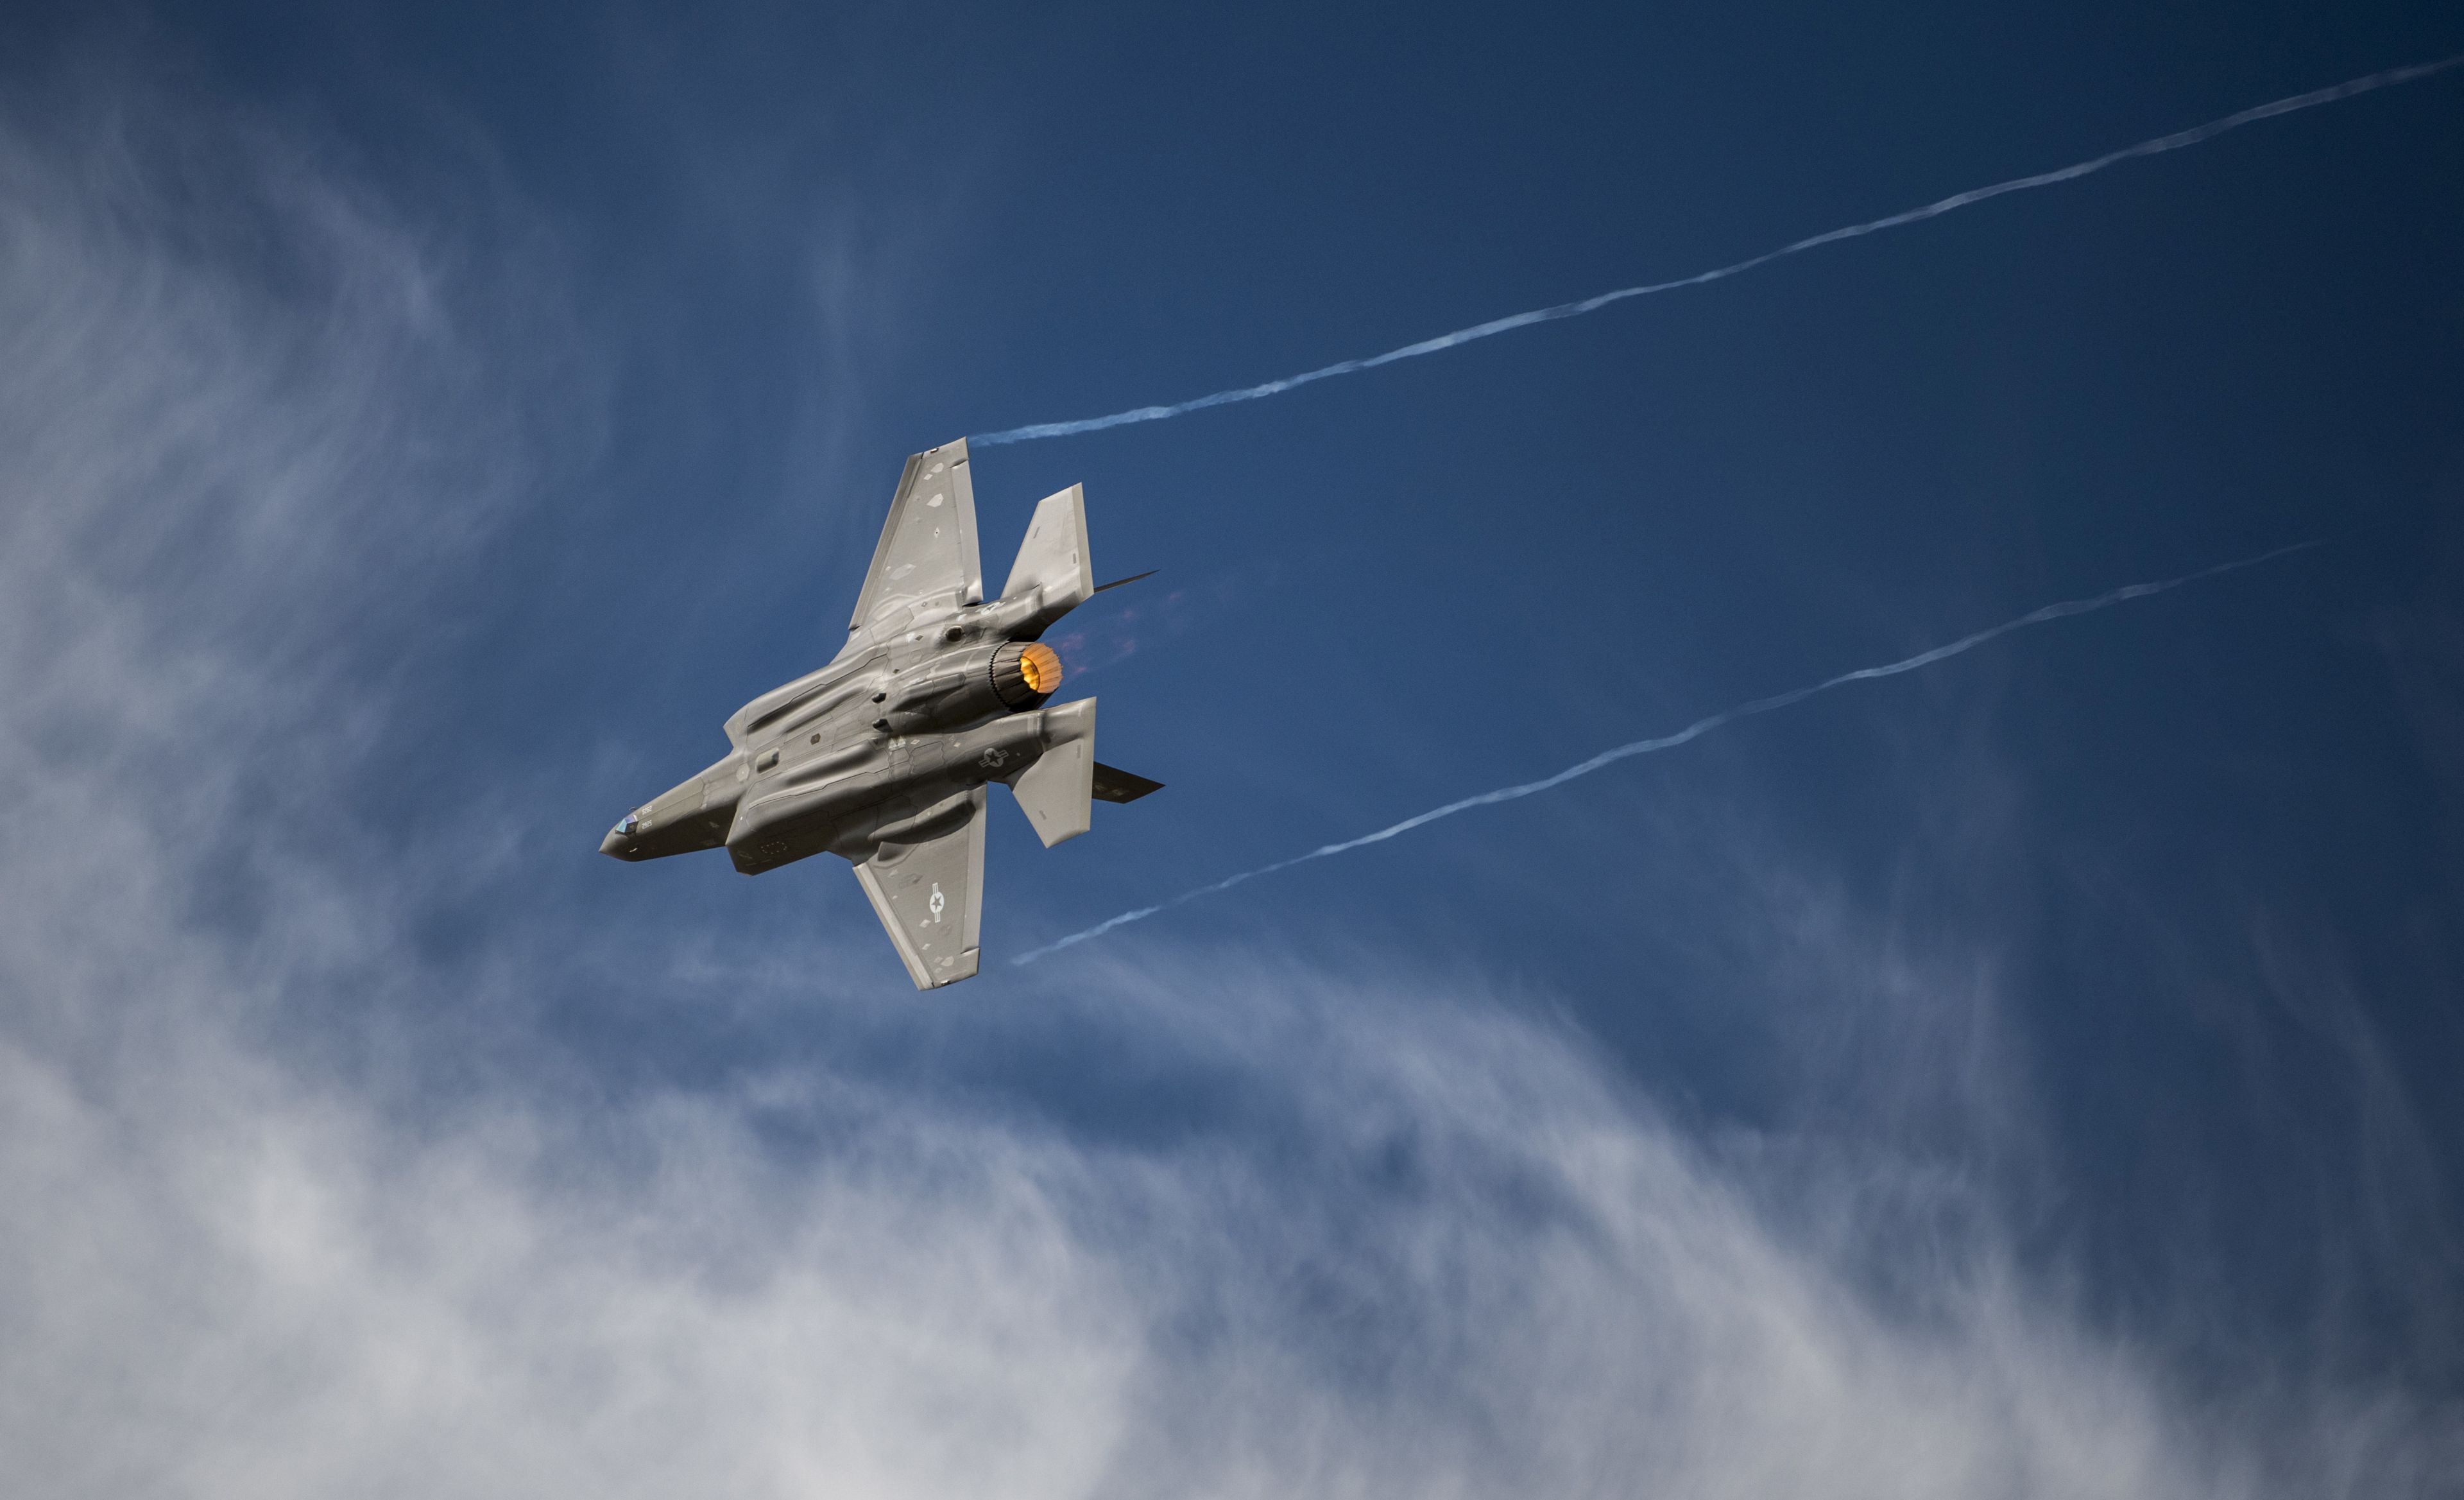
[851,788,987,989]
[849,440,982,632]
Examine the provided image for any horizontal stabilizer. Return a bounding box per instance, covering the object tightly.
[1093,569,1157,594]
[1009,698,1095,847]
[1091,763,1163,804]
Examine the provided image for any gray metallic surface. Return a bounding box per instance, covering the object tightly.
[599,439,1158,989]
[853,786,987,987]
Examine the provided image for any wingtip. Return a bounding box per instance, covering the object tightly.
[920,950,982,989]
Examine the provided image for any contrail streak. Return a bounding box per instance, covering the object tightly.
[1013,543,2320,965]
[975,56,2461,447]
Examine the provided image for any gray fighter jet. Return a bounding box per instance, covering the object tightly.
[599,439,1160,988]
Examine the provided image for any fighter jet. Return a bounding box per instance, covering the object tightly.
[599,439,1160,988]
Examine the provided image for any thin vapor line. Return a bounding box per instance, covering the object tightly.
[1014,543,2321,965]
[974,56,2461,446]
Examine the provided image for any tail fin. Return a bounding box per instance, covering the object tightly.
[1008,698,1095,847]
[999,484,1094,637]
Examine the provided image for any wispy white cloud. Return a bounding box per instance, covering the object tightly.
[0,54,2453,1500]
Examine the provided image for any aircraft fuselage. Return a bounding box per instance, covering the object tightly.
[599,589,1079,874]
[597,438,1156,988]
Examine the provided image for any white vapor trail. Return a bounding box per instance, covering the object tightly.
[974,56,2461,447]
[1014,543,2319,965]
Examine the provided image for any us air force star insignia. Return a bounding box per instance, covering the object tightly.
[928,883,946,922]
[979,747,1008,770]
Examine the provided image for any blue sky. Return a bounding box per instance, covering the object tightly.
[3,3,2461,1493]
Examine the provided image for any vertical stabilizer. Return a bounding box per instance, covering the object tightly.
[999,483,1093,637]
[1009,698,1095,847]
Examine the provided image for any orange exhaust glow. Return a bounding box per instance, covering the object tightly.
[1018,642,1063,694]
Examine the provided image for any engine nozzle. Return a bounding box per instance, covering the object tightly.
[992,641,1064,708]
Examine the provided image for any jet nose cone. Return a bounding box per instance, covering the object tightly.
[603,811,647,859]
